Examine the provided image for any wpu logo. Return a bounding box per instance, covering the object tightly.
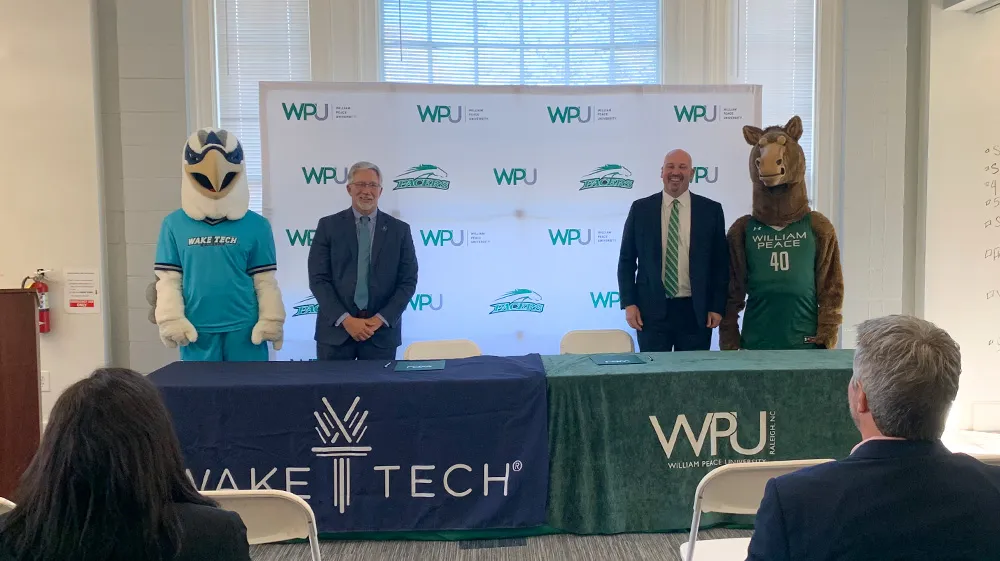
[649,411,776,469]
[579,165,634,190]
[417,104,464,123]
[312,397,371,514]
[292,296,319,317]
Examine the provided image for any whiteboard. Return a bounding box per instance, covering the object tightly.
[922,5,1000,430]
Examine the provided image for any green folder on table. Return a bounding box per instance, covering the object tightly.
[394,360,446,372]
[589,354,646,366]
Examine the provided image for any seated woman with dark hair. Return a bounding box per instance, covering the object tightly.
[0,368,251,561]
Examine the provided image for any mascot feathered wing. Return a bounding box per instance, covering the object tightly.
[719,116,844,350]
[150,127,284,361]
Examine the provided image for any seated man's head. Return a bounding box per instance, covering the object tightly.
[850,315,961,440]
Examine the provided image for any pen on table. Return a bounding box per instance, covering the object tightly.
[383,361,392,368]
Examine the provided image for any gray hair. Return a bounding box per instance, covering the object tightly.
[852,315,961,440]
[347,161,382,184]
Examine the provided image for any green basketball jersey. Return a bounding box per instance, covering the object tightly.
[741,214,819,350]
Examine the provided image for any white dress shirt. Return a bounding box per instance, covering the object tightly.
[661,189,692,298]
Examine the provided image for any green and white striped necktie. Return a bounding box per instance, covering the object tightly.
[663,199,680,297]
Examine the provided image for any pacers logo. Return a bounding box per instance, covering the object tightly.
[579,165,634,190]
[393,165,451,191]
[311,397,371,514]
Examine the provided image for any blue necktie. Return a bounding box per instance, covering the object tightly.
[354,216,370,310]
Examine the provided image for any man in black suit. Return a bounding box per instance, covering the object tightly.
[617,149,729,352]
[747,315,1000,561]
[307,161,418,360]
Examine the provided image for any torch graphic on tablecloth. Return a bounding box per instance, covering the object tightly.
[311,396,371,514]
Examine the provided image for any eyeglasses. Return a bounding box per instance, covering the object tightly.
[350,182,381,190]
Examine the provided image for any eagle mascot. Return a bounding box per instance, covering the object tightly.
[719,116,844,350]
[150,127,285,361]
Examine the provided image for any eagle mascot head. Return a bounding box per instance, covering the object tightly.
[181,127,249,221]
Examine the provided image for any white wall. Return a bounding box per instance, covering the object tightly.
[0,0,109,417]
[920,0,1000,430]
[837,0,912,347]
[98,0,188,374]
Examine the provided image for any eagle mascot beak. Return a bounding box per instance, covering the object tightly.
[180,128,250,221]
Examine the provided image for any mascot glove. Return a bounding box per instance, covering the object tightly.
[251,319,284,351]
[159,317,198,348]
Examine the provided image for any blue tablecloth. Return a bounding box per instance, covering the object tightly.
[149,355,549,533]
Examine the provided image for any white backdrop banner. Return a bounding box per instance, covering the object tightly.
[261,83,761,360]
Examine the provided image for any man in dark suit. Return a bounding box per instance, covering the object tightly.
[747,315,1000,561]
[617,149,729,352]
[307,161,418,360]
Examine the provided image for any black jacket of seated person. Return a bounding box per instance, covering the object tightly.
[745,439,1000,561]
[0,368,250,561]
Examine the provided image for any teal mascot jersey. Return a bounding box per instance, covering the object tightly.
[152,128,285,361]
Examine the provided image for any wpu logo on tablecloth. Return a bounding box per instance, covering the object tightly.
[649,411,776,470]
[579,165,634,190]
[393,165,451,191]
[489,289,545,315]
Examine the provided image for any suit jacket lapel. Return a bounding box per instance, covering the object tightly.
[651,192,663,275]
[689,193,701,268]
[370,210,388,266]
[343,209,359,265]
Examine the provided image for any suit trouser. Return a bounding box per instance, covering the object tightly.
[636,297,711,352]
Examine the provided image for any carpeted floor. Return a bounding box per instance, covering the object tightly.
[250,528,752,561]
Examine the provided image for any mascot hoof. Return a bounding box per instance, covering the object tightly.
[159,317,198,348]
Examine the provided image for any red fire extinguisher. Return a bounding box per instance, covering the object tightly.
[21,269,52,334]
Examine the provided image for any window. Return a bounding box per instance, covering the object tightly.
[381,0,661,85]
[215,0,311,212]
[735,0,815,198]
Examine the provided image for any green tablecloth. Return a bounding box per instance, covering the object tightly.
[544,350,858,534]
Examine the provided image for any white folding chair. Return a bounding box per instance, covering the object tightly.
[972,453,1000,466]
[681,459,833,561]
[559,329,635,354]
[403,339,481,360]
[202,490,321,561]
[0,497,15,515]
